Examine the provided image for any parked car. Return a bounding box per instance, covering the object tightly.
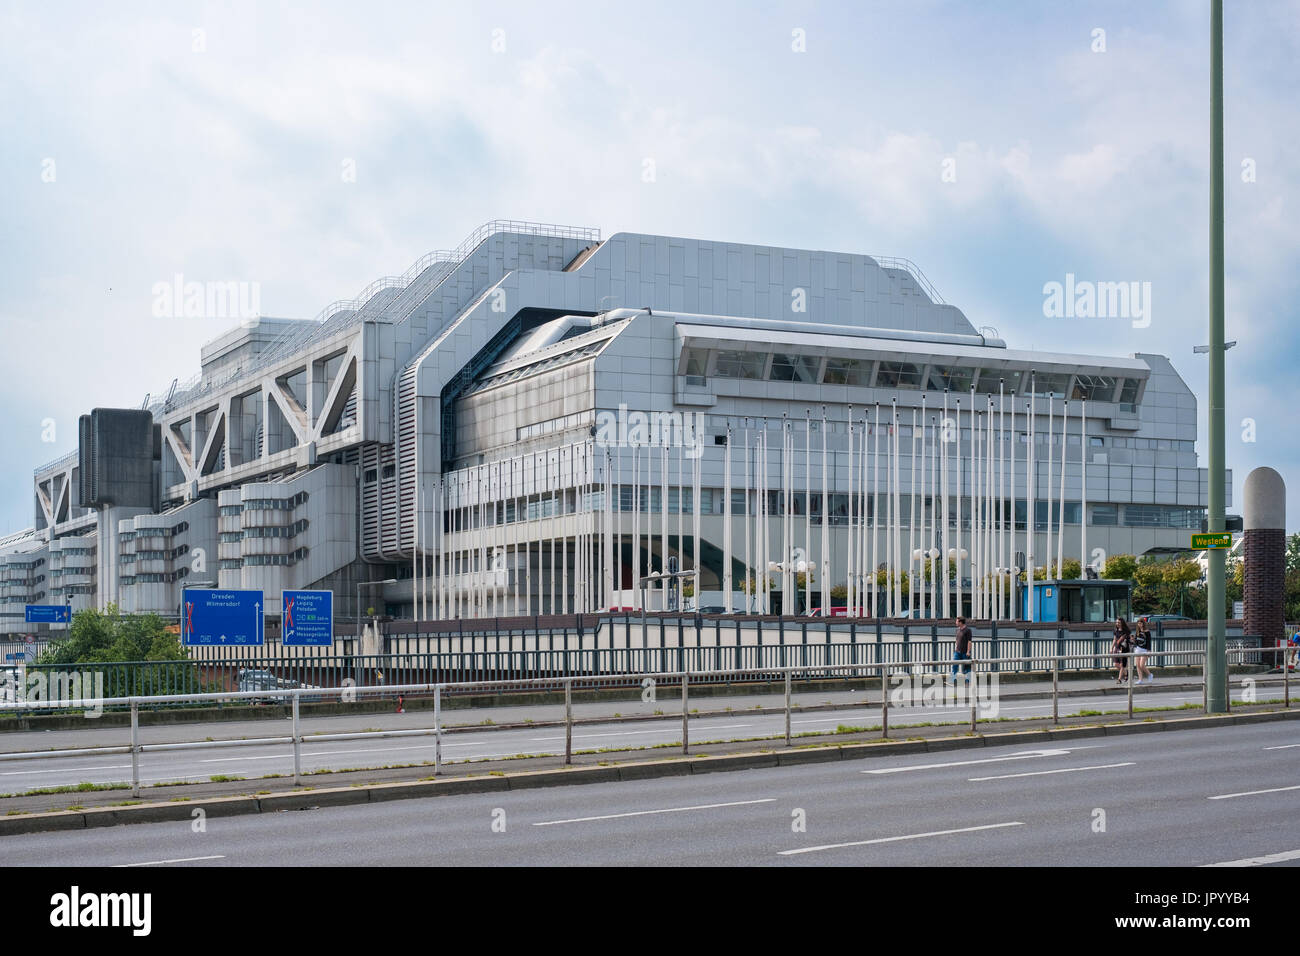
[236,668,322,703]
[1140,614,1190,625]
[695,606,728,614]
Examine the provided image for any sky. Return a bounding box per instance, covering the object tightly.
[1,0,1297,533]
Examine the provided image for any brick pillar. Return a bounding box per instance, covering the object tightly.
[1243,527,1284,644]
[1242,467,1286,657]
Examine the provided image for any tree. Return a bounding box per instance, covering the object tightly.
[1103,554,1138,581]
[36,606,198,698]
[38,606,188,666]
[1286,533,1300,575]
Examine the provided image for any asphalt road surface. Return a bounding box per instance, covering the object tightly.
[0,682,1262,791]
[2,721,1297,866]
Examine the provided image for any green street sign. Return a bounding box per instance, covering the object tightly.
[1192,532,1233,550]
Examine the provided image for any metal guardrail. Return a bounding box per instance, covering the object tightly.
[6,632,1268,707]
[869,255,945,305]
[0,647,1287,798]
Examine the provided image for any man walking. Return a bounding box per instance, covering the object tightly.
[951,616,974,683]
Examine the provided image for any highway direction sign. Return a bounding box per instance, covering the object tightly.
[24,605,70,624]
[1192,532,1233,550]
[281,589,333,646]
[182,589,265,646]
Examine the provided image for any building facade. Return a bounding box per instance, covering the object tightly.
[1,220,1228,633]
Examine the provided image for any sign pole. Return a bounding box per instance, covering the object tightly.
[1206,0,1228,713]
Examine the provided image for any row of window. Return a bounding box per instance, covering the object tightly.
[243,548,308,567]
[468,340,608,395]
[242,493,309,510]
[119,522,189,541]
[51,585,94,595]
[437,484,1203,533]
[119,545,189,564]
[687,348,1142,404]
[364,464,396,484]
[518,412,594,442]
[243,519,309,539]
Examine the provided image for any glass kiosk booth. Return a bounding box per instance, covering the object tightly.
[1023,579,1132,624]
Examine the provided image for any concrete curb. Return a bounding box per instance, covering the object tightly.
[3,707,1297,837]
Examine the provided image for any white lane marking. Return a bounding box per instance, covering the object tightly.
[530,723,753,742]
[1202,849,1300,867]
[1209,784,1300,800]
[968,762,1135,781]
[532,798,775,827]
[780,821,1025,856]
[1264,744,1300,751]
[113,855,226,867]
[863,748,1096,775]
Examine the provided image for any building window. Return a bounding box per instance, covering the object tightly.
[1092,504,1119,526]
[1072,374,1117,402]
[1031,373,1070,398]
[927,365,975,392]
[682,348,709,377]
[822,357,872,387]
[875,361,921,389]
[769,353,819,383]
[713,350,766,380]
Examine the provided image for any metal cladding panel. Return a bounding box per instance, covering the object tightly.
[78,408,156,510]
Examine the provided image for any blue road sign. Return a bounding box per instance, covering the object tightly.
[281,589,333,646]
[25,605,70,624]
[183,589,264,646]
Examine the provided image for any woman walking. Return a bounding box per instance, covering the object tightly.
[1132,618,1154,684]
[1111,617,1133,684]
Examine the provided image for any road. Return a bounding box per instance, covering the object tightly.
[2,720,1297,866]
[0,680,1276,793]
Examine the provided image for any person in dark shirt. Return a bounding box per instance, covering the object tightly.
[1111,618,1133,684]
[951,616,974,683]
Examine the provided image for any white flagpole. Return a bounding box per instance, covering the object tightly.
[954,397,963,619]
[892,400,902,617]
[858,409,868,617]
[743,427,751,612]
[986,399,994,620]
[930,413,938,619]
[692,420,701,610]
[1046,394,1054,579]
[1057,400,1068,578]
[1027,382,1035,621]
[941,391,950,619]
[1081,399,1088,575]
[910,405,919,617]
[872,403,880,618]
[805,409,812,614]
[842,408,852,616]
[1003,390,1013,621]
[998,381,1006,621]
[724,423,733,613]
[821,407,830,615]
